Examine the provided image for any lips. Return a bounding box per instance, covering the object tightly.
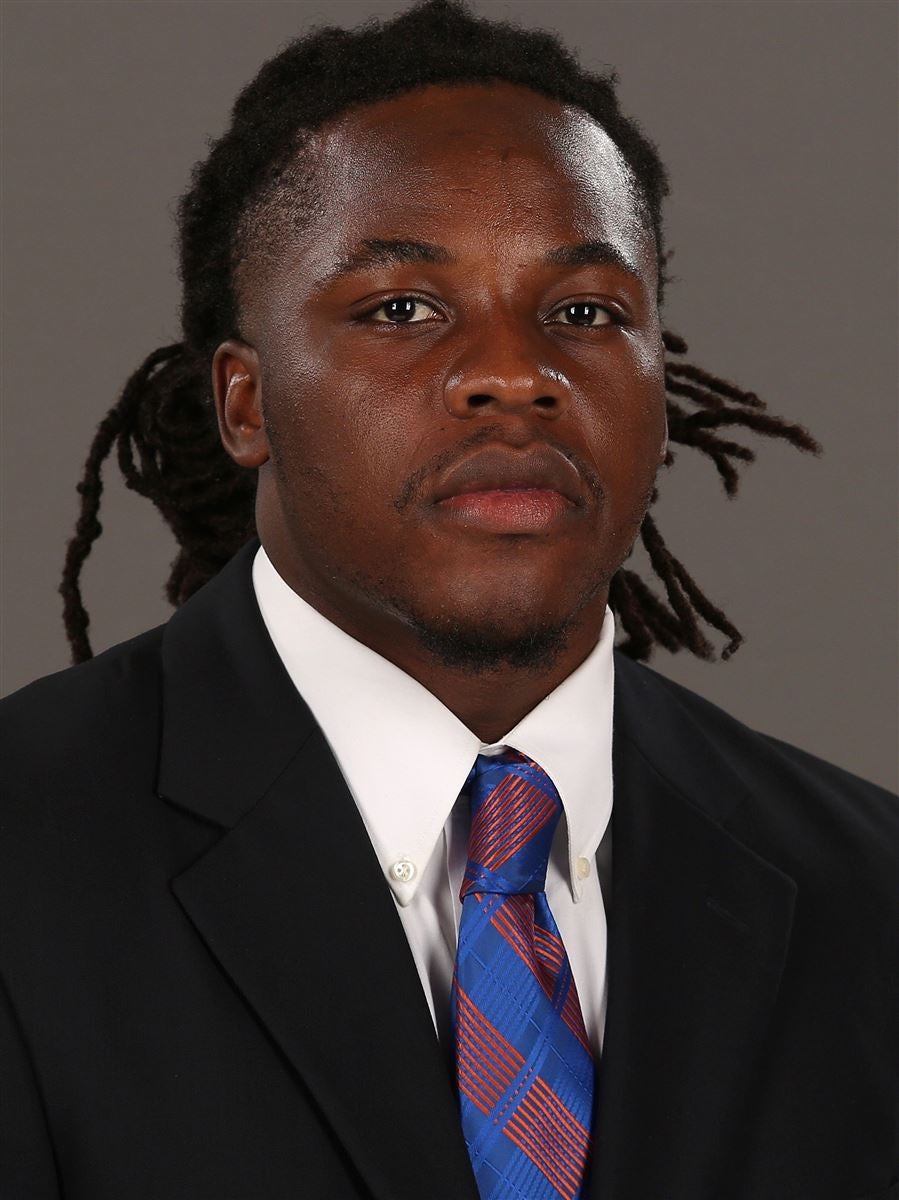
[432,444,584,506]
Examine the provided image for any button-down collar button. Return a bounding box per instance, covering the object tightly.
[390,858,416,883]
[576,856,591,880]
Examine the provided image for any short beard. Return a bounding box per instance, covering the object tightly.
[408,609,575,674]
[371,561,612,676]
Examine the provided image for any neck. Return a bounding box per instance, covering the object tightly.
[266,549,608,742]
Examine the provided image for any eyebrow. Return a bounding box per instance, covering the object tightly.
[319,236,642,285]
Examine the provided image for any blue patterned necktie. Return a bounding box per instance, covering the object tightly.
[451,748,596,1200]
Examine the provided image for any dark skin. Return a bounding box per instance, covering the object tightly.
[213,81,668,743]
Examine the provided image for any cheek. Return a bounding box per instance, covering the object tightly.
[263,346,413,533]
[308,336,431,495]
[583,352,666,476]
[573,362,665,559]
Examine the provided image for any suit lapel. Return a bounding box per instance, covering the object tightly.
[588,655,798,1199]
[158,538,478,1200]
[157,537,797,1200]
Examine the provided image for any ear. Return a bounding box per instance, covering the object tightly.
[211,339,269,468]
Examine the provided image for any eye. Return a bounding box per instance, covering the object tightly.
[549,301,618,328]
[361,295,623,328]
[366,296,440,324]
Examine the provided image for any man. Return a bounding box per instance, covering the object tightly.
[2,1,897,1197]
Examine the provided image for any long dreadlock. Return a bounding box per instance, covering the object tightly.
[60,0,821,666]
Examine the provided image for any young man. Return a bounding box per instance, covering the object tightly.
[3,2,897,1198]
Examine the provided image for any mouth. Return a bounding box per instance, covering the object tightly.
[434,486,576,534]
[429,443,586,535]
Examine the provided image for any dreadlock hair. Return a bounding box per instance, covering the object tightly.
[60,0,821,666]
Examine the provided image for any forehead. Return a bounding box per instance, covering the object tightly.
[300,80,654,272]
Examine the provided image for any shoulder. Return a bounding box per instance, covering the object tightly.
[613,649,899,879]
[615,647,896,804]
[1,625,166,796]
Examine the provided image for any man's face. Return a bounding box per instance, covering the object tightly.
[230,81,667,670]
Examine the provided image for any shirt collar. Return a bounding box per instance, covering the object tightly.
[251,544,614,906]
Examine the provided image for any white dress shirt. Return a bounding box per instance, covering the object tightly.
[251,544,614,1057]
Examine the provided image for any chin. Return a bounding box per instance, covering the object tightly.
[402,603,578,674]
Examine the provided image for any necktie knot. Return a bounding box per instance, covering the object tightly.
[461,749,562,900]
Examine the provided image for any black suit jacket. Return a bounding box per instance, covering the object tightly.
[2,537,897,1200]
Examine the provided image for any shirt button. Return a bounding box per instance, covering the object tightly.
[390,858,416,883]
[576,857,591,880]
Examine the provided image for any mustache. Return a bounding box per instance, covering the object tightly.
[394,426,605,513]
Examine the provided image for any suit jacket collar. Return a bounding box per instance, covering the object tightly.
[158,537,797,1200]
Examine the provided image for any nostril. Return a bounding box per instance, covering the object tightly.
[465,394,558,409]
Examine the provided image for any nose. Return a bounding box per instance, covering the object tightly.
[442,322,571,420]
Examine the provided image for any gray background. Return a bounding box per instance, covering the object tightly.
[1,0,896,790]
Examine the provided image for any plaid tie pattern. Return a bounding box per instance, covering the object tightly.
[451,749,595,1200]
